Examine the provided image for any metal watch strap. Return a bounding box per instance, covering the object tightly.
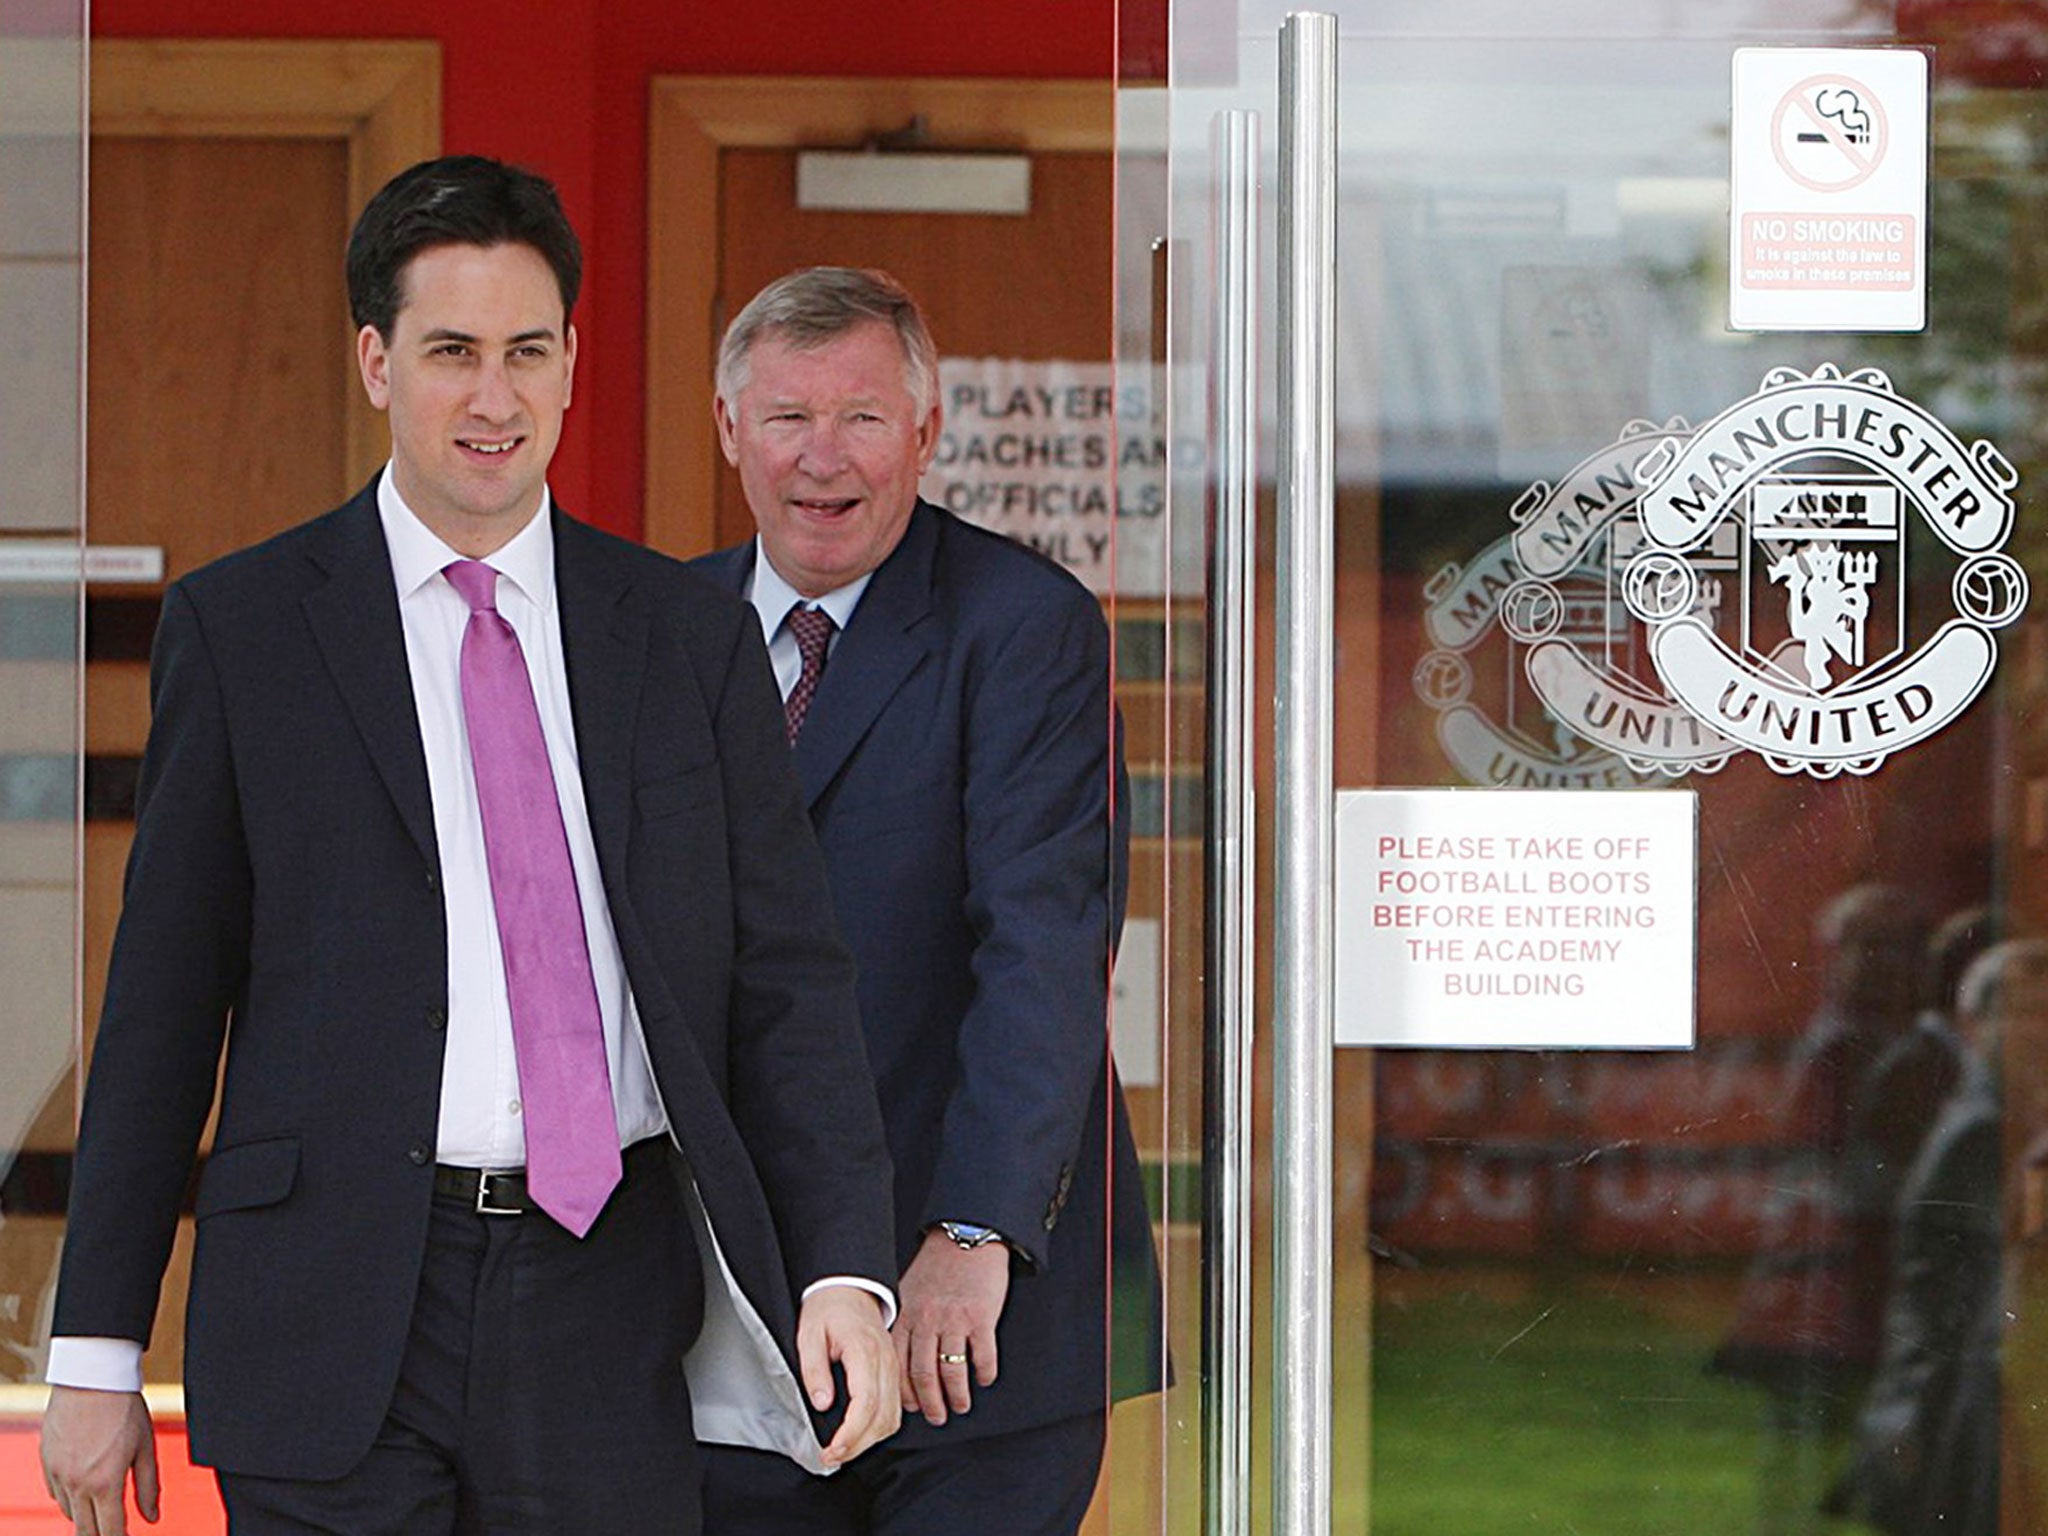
[934,1220,1005,1250]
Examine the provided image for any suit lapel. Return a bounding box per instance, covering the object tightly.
[790,505,940,808]
[554,510,648,883]
[301,489,437,867]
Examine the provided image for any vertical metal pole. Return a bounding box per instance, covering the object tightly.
[1274,14,1336,1536]
[1203,107,1258,1536]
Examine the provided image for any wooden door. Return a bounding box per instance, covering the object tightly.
[84,132,357,1386]
[72,39,438,1397]
[711,147,1114,549]
[647,87,1171,1536]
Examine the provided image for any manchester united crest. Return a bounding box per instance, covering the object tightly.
[1623,364,2026,777]
[1499,419,1740,776]
[1413,531,1655,790]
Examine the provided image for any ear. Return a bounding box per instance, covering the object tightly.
[357,324,392,410]
[913,398,943,474]
[563,322,579,412]
[713,393,741,466]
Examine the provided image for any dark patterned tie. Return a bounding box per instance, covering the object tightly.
[783,605,836,745]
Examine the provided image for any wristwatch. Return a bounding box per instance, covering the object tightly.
[933,1220,1006,1251]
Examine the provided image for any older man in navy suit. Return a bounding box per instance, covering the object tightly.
[40,159,898,1536]
[693,268,1162,1536]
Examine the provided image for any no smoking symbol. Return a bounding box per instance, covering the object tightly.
[1770,73,1888,193]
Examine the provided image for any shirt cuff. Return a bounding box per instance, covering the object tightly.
[800,1275,898,1329]
[45,1337,145,1394]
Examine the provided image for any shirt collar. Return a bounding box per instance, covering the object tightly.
[746,539,872,649]
[377,463,556,609]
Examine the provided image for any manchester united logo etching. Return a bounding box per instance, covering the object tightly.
[1624,364,2023,776]
[1413,532,1657,790]
[1422,366,2026,785]
[1501,419,1740,776]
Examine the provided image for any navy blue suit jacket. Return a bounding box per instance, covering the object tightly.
[54,484,895,1478]
[697,501,1163,1444]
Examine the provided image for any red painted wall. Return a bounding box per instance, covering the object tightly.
[91,0,1118,540]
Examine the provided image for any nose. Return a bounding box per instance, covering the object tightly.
[469,356,519,422]
[796,419,852,478]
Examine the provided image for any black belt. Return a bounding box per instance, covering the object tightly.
[433,1163,535,1215]
[434,1137,667,1217]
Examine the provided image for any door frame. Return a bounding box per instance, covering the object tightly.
[91,39,441,491]
[643,75,1113,558]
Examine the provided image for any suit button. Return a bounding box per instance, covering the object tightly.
[407,1143,430,1166]
[425,1007,447,1031]
[425,869,440,893]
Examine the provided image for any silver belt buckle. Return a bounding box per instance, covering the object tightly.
[474,1168,524,1216]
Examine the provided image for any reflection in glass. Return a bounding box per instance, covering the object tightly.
[0,9,84,1394]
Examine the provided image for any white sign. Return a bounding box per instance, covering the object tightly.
[1335,789,1697,1050]
[0,542,163,584]
[1110,916,1162,1087]
[1729,47,1928,332]
[920,358,1168,597]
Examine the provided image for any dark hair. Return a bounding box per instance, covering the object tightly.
[346,155,582,339]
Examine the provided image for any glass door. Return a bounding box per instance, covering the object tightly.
[0,0,86,1439]
[1116,4,2048,1533]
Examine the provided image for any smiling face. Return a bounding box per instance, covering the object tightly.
[715,320,940,598]
[356,240,576,556]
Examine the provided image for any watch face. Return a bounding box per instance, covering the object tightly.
[941,1221,1000,1248]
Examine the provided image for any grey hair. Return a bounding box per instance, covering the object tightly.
[716,266,940,414]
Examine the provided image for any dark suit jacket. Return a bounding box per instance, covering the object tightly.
[53,483,894,1479]
[697,502,1163,1445]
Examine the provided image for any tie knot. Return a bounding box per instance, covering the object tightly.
[444,560,499,615]
[785,604,835,664]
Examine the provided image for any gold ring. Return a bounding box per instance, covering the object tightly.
[938,1351,968,1364]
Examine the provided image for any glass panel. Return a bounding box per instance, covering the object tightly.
[1125,1,2048,1531]
[1110,10,1241,1521]
[0,1,84,1408]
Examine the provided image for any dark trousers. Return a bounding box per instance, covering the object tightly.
[218,1139,704,1535]
[701,1410,1107,1536]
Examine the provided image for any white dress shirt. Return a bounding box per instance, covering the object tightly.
[51,476,887,1395]
[746,542,871,689]
[380,472,667,1167]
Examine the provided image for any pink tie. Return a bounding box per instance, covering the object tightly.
[783,605,836,745]
[444,560,621,1237]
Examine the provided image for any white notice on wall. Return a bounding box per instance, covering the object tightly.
[1110,916,1162,1088]
[1335,789,1697,1050]
[1729,47,1929,332]
[919,358,1168,597]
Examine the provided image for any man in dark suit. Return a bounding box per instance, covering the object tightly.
[694,267,1162,1536]
[39,158,898,1536]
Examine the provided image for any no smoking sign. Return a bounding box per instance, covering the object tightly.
[1771,73,1888,192]
[1731,48,1928,332]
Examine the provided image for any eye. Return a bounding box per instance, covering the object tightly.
[430,342,472,358]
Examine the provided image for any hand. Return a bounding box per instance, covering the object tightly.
[894,1229,1009,1427]
[40,1386,159,1535]
[798,1285,900,1467]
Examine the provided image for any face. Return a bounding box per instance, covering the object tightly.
[356,241,576,556]
[715,321,940,598]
